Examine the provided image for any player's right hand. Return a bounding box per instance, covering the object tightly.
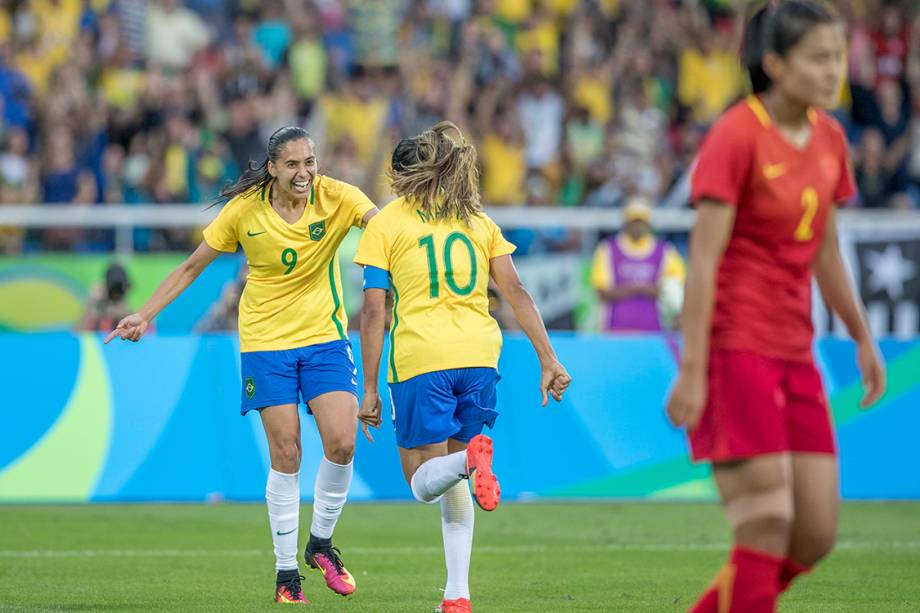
[104,313,149,344]
[666,369,706,430]
[540,360,571,407]
[358,390,382,443]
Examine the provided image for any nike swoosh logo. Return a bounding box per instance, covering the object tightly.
[247,230,267,237]
[763,163,787,180]
[276,528,296,535]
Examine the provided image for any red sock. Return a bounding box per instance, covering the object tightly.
[688,546,783,613]
[777,557,810,593]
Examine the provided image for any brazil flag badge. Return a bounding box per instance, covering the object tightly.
[308,220,326,241]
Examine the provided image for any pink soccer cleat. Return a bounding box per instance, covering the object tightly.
[304,545,356,596]
[274,570,308,604]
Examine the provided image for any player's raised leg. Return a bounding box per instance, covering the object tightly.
[395,370,501,512]
[779,454,839,594]
[403,441,468,503]
[304,390,358,596]
[260,404,308,605]
[404,433,499,511]
[689,454,792,613]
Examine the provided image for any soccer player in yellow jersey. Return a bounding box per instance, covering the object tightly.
[105,127,376,605]
[354,122,572,613]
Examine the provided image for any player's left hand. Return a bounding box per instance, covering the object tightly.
[856,339,886,408]
[540,360,571,406]
[358,390,382,443]
[666,368,706,430]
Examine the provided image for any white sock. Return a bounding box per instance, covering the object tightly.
[266,469,300,571]
[410,451,468,504]
[441,481,474,600]
[310,456,353,540]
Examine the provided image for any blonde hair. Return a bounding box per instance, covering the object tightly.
[387,121,482,224]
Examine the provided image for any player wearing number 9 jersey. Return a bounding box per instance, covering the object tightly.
[105,127,377,604]
[666,3,887,613]
[354,122,571,613]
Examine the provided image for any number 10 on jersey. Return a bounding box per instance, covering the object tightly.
[418,232,478,298]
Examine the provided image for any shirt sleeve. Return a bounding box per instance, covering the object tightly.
[660,243,686,282]
[353,216,391,270]
[487,216,516,259]
[343,184,377,228]
[589,242,613,290]
[691,112,754,207]
[202,199,241,253]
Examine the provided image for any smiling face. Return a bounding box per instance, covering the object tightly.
[267,138,317,201]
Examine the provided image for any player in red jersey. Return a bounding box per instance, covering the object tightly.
[667,2,887,612]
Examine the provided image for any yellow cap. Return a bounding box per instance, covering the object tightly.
[623,197,652,223]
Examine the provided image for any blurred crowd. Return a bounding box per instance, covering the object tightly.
[1,0,919,253]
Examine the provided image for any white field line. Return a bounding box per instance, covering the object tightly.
[0,541,918,558]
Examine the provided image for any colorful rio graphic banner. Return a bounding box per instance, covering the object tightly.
[1,334,917,503]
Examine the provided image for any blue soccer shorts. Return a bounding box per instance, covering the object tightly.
[388,367,500,449]
[239,339,358,415]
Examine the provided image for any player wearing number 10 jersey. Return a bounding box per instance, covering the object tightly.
[354,122,571,613]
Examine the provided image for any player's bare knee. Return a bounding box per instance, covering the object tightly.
[272,438,302,473]
[726,486,794,550]
[734,515,793,552]
[324,437,355,465]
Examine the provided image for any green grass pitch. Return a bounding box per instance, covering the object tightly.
[1,502,918,612]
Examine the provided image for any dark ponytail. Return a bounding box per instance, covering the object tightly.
[215,126,314,204]
[742,0,838,94]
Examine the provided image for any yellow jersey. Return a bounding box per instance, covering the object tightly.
[354,199,516,383]
[203,175,375,352]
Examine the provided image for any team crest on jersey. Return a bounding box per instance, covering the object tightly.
[309,220,326,241]
[245,377,256,399]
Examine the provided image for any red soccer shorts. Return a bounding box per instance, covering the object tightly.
[689,348,837,463]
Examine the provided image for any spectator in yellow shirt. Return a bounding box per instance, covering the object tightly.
[516,9,559,77]
[316,75,388,168]
[677,28,744,124]
[480,111,526,205]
